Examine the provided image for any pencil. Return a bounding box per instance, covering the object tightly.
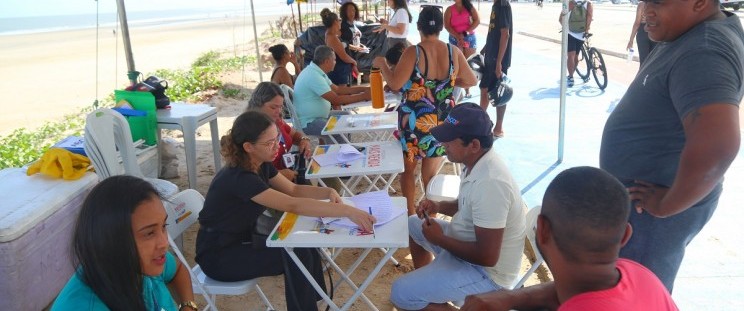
[368,206,376,239]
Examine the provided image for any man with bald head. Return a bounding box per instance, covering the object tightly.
[461,167,678,310]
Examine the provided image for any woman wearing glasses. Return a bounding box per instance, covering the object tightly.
[195,110,375,311]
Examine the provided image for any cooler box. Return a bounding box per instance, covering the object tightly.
[0,168,98,310]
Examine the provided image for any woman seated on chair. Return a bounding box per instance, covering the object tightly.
[269,44,301,88]
[246,82,312,183]
[52,175,197,311]
[321,8,358,86]
[195,110,376,311]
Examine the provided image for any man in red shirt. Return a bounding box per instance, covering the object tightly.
[461,166,678,311]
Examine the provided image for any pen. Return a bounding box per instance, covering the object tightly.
[368,206,376,239]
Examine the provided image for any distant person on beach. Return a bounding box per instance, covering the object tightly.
[52,175,197,311]
[626,1,657,65]
[195,110,375,311]
[373,0,412,53]
[293,45,370,140]
[321,8,358,86]
[390,103,526,310]
[445,0,480,98]
[600,0,743,292]
[246,82,311,183]
[479,0,513,139]
[269,44,301,88]
[372,5,477,217]
[462,167,678,311]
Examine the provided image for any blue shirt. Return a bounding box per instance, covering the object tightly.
[293,62,333,128]
[51,252,179,311]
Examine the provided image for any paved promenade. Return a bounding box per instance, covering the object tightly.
[407,2,744,309]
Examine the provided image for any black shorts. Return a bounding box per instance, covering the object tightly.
[568,35,584,53]
[478,57,509,92]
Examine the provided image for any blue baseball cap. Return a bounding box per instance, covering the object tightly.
[430,103,493,143]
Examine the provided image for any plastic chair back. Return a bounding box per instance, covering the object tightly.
[511,205,545,289]
[279,84,304,134]
[84,108,143,179]
[165,189,274,311]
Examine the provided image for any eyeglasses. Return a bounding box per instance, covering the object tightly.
[255,134,281,148]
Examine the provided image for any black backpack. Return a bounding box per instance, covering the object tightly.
[141,76,170,109]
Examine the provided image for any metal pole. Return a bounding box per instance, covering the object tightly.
[558,0,569,163]
[116,0,138,85]
[250,0,263,82]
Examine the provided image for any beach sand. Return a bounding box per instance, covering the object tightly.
[8,8,546,310]
[0,14,279,136]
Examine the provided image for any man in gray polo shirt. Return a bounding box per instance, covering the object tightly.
[600,0,743,292]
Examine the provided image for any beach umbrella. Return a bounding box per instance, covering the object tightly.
[115,0,264,84]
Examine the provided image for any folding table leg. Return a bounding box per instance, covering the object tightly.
[317,248,378,311]
[284,247,341,310]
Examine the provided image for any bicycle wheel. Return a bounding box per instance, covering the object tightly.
[575,47,591,82]
[589,48,608,90]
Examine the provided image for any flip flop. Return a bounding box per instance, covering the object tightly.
[492,132,504,140]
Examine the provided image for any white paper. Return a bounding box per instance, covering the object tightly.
[332,191,405,228]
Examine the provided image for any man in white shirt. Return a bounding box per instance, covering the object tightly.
[389,103,527,310]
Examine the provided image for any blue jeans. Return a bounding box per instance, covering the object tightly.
[620,183,722,292]
[390,216,502,310]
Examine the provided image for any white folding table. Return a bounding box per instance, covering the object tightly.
[156,102,221,189]
[321,111,398,144]
[306,141,404,195]
[266,197,409,311]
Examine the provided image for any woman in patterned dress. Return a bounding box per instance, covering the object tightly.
[373,6,477,215]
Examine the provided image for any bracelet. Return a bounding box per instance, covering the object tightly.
[300,136,311,141]
[178,301,198,311]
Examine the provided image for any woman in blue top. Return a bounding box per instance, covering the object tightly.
[52,175,196,311]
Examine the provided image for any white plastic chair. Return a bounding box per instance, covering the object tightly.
[416,156,461,202]
[84,108,179,198]
[425,174,461,202]
[279,84,303,133]
[165,189,274,311]
[510,205,545,290]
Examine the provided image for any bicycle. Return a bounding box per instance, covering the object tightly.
[575,33,608,90]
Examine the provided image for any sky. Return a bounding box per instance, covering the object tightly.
[0,0,248,18]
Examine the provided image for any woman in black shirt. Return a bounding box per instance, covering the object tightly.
[195,110,375,310]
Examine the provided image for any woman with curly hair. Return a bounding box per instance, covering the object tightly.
[195,110,375,311]
[373,6,477,216]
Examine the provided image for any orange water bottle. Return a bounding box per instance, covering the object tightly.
[370,67,384,109]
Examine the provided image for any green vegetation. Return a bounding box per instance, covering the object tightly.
[0,51,251,169]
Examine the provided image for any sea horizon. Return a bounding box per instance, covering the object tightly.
[0,3,306,36]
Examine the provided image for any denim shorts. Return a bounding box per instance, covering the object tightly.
[448,33,477,50]
[389,216,502,310]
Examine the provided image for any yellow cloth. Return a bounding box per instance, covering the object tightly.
[26,148,91,180]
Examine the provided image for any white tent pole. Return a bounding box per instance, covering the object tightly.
[250,0,263,82]
[116,0,137,85]
[558,0,569,163]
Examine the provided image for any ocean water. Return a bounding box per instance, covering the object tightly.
[0,4,288,36]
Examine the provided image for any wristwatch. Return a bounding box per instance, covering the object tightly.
[178,300,198,311]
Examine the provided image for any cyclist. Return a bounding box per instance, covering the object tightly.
[559,0,593,87]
